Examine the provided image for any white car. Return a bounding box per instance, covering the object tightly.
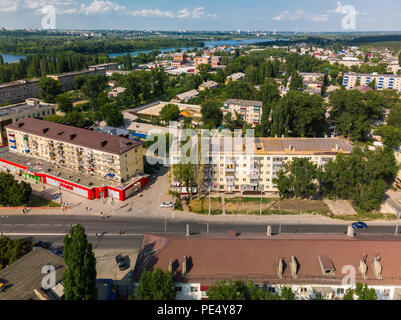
[160,201,174,208]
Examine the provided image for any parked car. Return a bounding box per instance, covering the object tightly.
[52,248,64,257]
[160,201,174,208]
[115,254,130,271]
[352,222,367,229]
[0,282,5,293]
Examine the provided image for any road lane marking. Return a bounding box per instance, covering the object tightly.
[3,233,145,237]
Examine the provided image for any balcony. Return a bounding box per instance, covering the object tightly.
[250,175,259,180]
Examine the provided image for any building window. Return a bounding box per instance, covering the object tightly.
[175,286,182,292]
[191,287,198,292]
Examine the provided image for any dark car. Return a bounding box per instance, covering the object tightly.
[352,222,367,229]
[115,254,130,271]
[52,248,64,257]
[33,240,51,249]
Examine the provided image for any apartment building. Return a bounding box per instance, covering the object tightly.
[225,72,245,83]
[133,232,401,300]
[223,99,263,125]
[173,53,187,62]
[0,98,56,145]
[0,78,40,104]
[47,67,106,92]
[300,72,324,82]
[194,55,210,67]
[87,63,118,71]
[343,73,401,91]
[170,137,353,194]
[211,56,222,67]
[2,118,148,200]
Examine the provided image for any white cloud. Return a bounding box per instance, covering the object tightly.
[80,0,125,15]
[131,9,175,18]
[0,0,19,12]
[308,14,329,22]
[131,7,215,19]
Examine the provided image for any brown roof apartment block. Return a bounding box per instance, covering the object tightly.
[6,118,142,155]
[133,233,401,286]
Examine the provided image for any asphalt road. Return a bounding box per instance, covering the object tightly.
[1,215,400,239]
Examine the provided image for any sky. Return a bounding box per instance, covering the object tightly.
[0,0,400,32]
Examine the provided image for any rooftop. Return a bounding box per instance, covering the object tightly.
[224,99,262,106]
[254,137,353,155]
[0,78,39,89]
[133,233,401,285]
[0,99,56,118]
[0,247,66,300]
[6,118,142,155]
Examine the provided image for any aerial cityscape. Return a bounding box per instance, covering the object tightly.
[1,0,401,312]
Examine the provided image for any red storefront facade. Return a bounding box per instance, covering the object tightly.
[0,157,149,201]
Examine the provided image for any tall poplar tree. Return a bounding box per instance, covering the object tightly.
[63,224,97,300]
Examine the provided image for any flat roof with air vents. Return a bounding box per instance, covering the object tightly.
[6,118,142,155]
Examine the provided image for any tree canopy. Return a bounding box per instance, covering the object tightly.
[63,224,97,300]
[134,268,176,300]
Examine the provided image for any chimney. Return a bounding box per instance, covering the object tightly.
[288,144,293,152]
[266,225,272,237]
[42,128,49,134]
[335,144,339,152]
[182,256,187,277]
[372,256,382,280]
[70,134,77,140]
[18,122,24,128]
[186,224,190,237]
[168,258,173,273]
[281,134,284,138]
[347,225,354,237]
[325,134,328,138]
[290,256,298,279]
[359,260,368,280]
[277,258,284,279]
[100,140,107,147]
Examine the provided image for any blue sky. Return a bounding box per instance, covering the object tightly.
[0,0,400,31]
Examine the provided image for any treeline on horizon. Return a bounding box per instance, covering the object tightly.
[256,34,401,50]
[0,36,204,55]
[0,51,111,84]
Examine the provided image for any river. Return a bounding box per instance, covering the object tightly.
[1,38,283,63]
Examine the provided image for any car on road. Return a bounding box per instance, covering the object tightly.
[33,240,51,249]
[160,201,174,208]
[115,254,130,271]
[0,282,5,293]
[352,222,367,229]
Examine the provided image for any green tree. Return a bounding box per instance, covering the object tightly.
[373,126,401,149]
[319,147,398,211]
[81,74,108,109]
[172,162,196,203]
[160,104,180,123]
[354,283,377,300]
[329,89,383,141]
[280,286,295,300]
[63,224,97,300]
[368,79,376,89]
[343,288,355,300]
[134,268,176,300]
[197,64,211,82]
[0,172,31,206]
[387,103,401,129]
[273,158,319,199]
[289,71,303,91]
[201,100,223,128]
[39,77,62,103]
[56,93,73,113]
[0,236,32,270]
[99,103,124,127]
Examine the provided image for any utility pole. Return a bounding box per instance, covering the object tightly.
[59,186,64,209]
[208,185,211,216]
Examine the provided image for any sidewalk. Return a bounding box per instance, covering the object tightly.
[2,171,400,226]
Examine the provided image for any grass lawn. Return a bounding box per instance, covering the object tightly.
[333,207,397,221]
[29,194,61,208]
[225,197,278,204]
